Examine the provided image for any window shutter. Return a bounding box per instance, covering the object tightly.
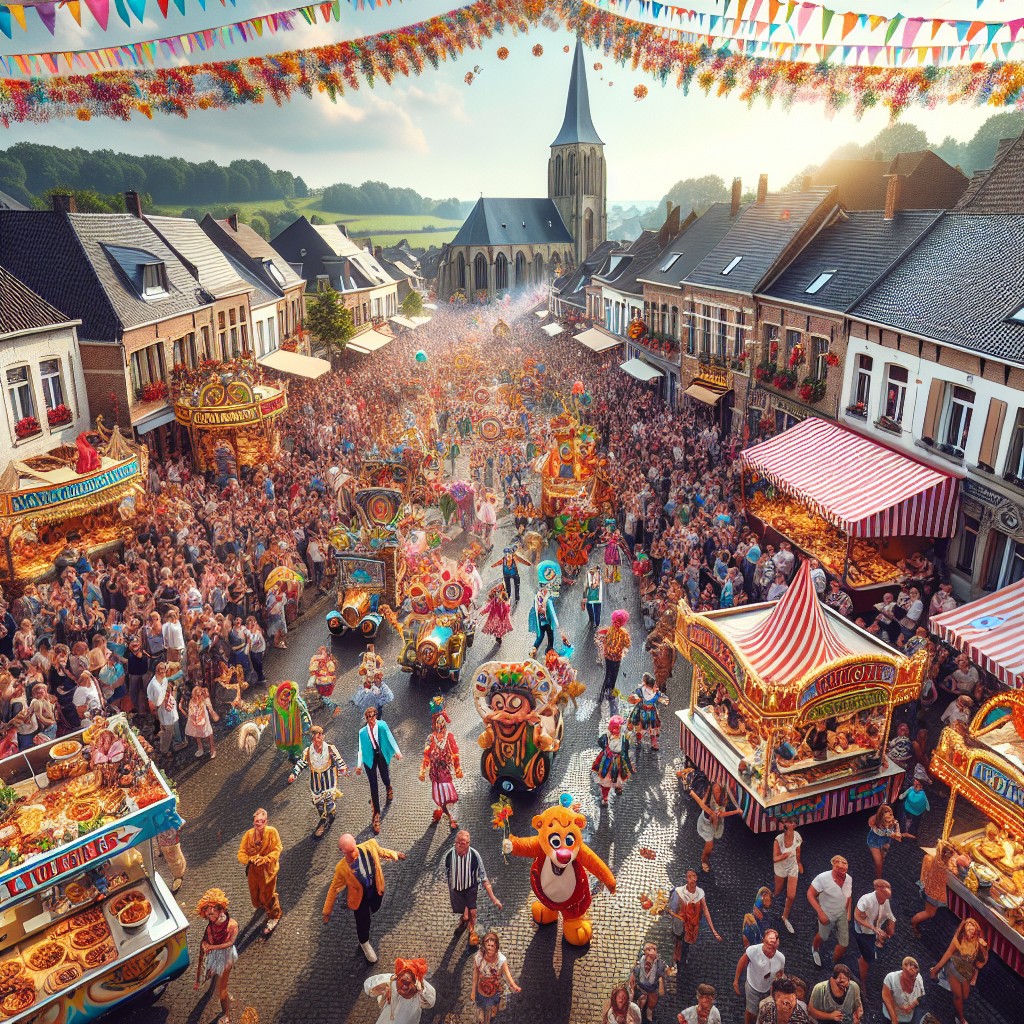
[921,379,945,443]
[977,399,1007,471]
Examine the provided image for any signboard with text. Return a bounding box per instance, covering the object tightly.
[798,662,895,709]
[4,458,140,517]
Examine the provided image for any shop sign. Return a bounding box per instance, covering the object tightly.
[688,623,743,686]
[803,687,889,722]
[962,478,1004,509]
[259,393,287,417]
[971,760,1024,814]
[799,663,895,708]
[190,405,263,428]
[1,824,142,903]
[8,459,140,515]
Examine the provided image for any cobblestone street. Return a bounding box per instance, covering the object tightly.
[110,518,1018,1024]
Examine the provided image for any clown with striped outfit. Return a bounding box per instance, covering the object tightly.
[289,725,349,839]
[420,695,463,828]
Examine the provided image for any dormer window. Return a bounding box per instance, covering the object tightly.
[721,256,742,276]
[659,252,683,273]
[806,271,835,295]
[263,259,286,288]
[141,261,168,296]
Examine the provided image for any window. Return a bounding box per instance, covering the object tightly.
[141,261,167,296]
[715,308,727,357]
[785,329,801,363]
[130,343,167,396]
[883,365,908,423]
[256,321,266,357]
[956,514,981,574]
[811,337,830,380]
[1010,303,1024,324]
[700,305,711,356]
[721,256,742,275]
[670,306,679,340]
[764,323,779,363]
[854,354,873,406]
[941,385,975,455]
[659,252,683,273]
[7,366,35,423]
[39,359,64,410]
[1004,409,1024,483]
[805,271,835,295]
[733,311,745,358]
[686,313,695,356]
[200,326,211,359]
[264,260,286,288]
[985,530,1024,590]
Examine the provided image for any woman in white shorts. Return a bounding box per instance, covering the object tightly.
[692,780,741,873]
[772,820,803,933]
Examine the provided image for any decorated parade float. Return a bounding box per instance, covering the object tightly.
[930,689,1024,972]
[172,360,286,476]
[674,563,926,831]
[0,423,146,590]
[0,715,188,1022]
[740,418,959,594]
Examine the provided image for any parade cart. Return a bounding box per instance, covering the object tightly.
[0,423,146,590]
[0,714,189,1022]
[674,562,926,832]
[326,550,406,640]
[536,412,613,520]
[740,418,959,594]
[929,689,1024,972]
[173,364,286,476]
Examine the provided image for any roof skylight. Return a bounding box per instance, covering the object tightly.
[721,256,742,275]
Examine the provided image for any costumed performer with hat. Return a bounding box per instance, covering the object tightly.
[419,696,463,829]
[363,958,436,1023]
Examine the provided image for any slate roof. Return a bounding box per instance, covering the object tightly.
[685,189,838,294]
[0,189,28,212]
[450,198,573,247]
[592,231,663,296]
[810,152,967,211]
[0,210,209,342]
[312,224,396,287]
[202,216,304,294]
[222,254,278,310]
[146,214,252,299]
[638,202,748,288]
[760,209,941,312]
[955,131,1024,214]
[851,212,1024,364]
[551,37,602,147]
[0,265,77,338]
[552,239,617,308]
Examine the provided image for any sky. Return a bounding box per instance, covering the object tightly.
[0,0,1011,204]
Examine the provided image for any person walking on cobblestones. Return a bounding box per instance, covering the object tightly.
[667,868,722,969]
[444,829,501,948]
[420,695,463,828]
[364,957,436,1023]
[471,931,521,1023]
[808,964,863,1024]
[678,983,722,1024]
[852,879,895,991]
[288,725,348,839]
[355,705,403,835]
[808,856,853,969]
[772,821,803,934]
[236,807,283,938]
[735,929,786,1024]
[756,977,810,1024]
[194,888,239,1024]
[629,941,669,1023]
[881,957,924,1024]
[323,832,407,964]
[602,984,643,1024]
[596,609,631,714]
[692,779,741,873]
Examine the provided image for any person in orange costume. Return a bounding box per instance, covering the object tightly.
[236,807,283,937]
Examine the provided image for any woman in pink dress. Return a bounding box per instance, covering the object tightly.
[480,584,513,647]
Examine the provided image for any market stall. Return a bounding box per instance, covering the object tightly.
[929,689,1024,971]
[0,423,147,589]
[0,714,189,1022]
[675,562,926,832]
[740,418,960,590]
[174,363,287,475]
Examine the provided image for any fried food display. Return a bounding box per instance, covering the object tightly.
[25,943,66,973]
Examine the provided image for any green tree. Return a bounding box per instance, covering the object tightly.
[42,186,116,213]
[248,215,270,240]
[306,288,354,363]
[401,290,424,317]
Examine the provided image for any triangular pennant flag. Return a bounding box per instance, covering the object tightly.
[66,1,82,25]
[866,45,882,64]
[125,0,146,20]
[750,0,763,20]
[916,46,927,64]
[112,0,130,25]
[83,0,109,29]
[784,1,796,23]
[172,0,185,12]
[155,0,169,15]
[955,21,970,43]
[0,8,10,39]
[821,7,833,38]
[34,3,57,34]
[985,23,1001,48]
[252,16,263,36]
[868,15,885,31]
[767,0,781,24]
[902,17,923,50]
[796,2,813,36]
[1010,19,1024,44]
[841,12,856,40]
[930,19,942,41]
[736,0,748,20]
[965,21,984,44]
[884,14,903,45]
[8,5,27,32]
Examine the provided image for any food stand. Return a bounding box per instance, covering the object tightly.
[740,417,959,591]
[675,562,926,832]
[0,424,147,589]
[173,363,287,474]
[929,690,1024,972]
[0,714,188,1022]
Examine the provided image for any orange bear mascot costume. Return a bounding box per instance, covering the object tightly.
[502,796,616,945]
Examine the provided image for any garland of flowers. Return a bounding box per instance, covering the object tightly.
[3,0,1024,124]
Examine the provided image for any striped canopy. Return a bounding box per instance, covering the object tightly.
[733,561,854,684]
[741,418,960,539]
[931,579,1024,690]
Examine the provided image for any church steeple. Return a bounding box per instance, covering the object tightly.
[548,36,607,264]
[551,36,603,147]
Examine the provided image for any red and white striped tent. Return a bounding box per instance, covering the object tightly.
[930,579,1024,690]
[732,561,854,683]
[741,418,960,538]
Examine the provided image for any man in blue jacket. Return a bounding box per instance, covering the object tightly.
[355,706,403,834]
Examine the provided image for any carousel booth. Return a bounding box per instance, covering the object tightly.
[741,418,959,593]
[675,562,926,832]
[0,426,146,589]
[173,368,286,477]
[929,690,1024,972]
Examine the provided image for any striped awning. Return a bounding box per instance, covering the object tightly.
[741,417,959,539]
[931,580,1024,689]
[733,561,855,684]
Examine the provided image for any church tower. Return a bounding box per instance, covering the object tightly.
[548,37,606,264]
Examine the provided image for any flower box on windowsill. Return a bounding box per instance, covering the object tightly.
[875,416,902,436]
[46,405,73,428]
[14,416,41,440]
[845,404,867,419]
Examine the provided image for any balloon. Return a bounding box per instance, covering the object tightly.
[559,792,574,808]
[572,381,585,395]
[415,350,428,363]
[536,364,546,374]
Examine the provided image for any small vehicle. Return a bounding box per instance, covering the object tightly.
[326,549,405,641]
[384,579,475,683]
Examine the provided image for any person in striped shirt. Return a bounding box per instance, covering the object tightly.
[444,829,502,949]
[288,726,348,839]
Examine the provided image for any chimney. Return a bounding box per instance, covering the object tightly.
[228,213,239,232]
[51,193,76,215]
[884,174,902,221]
[666,199,672,218]
[374,245,383,261]
[338,224,349,238]
[124,190,142,218]
[757,174,769,204]
[731,177,742,216]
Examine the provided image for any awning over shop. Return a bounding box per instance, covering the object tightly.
[620,358,663,382]
[932,579,1024,689]
[575,327,622,353]
[410,315,431,326]
[684,382,730,406]
[534,310,550,319]
[389,315,419,330]
[347,330,393,355]
[132,406,177,434]
[741,417,959,539]
[261,349,332,379]
[541,323,563,337]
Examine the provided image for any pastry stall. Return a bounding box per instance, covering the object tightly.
[0,715,189,1022]
[930,689,1024,972]
[740,417,960,591]
[675,562,926,832]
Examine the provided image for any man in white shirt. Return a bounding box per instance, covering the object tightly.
[146,662,183,757]
[734,929,785,1024]
[940,695,974,728]
[853,879,896,990]
[808,855,853,969]
[774,541,795,580]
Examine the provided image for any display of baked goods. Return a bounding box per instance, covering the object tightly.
[69,921,110,951]
[109,891,146,919]
[118,899,151,928]
[50,742,82,762]
[24,942,66,973]
[951,826,1024,936]
[0,986,35,1016]
[44,963,82,995]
